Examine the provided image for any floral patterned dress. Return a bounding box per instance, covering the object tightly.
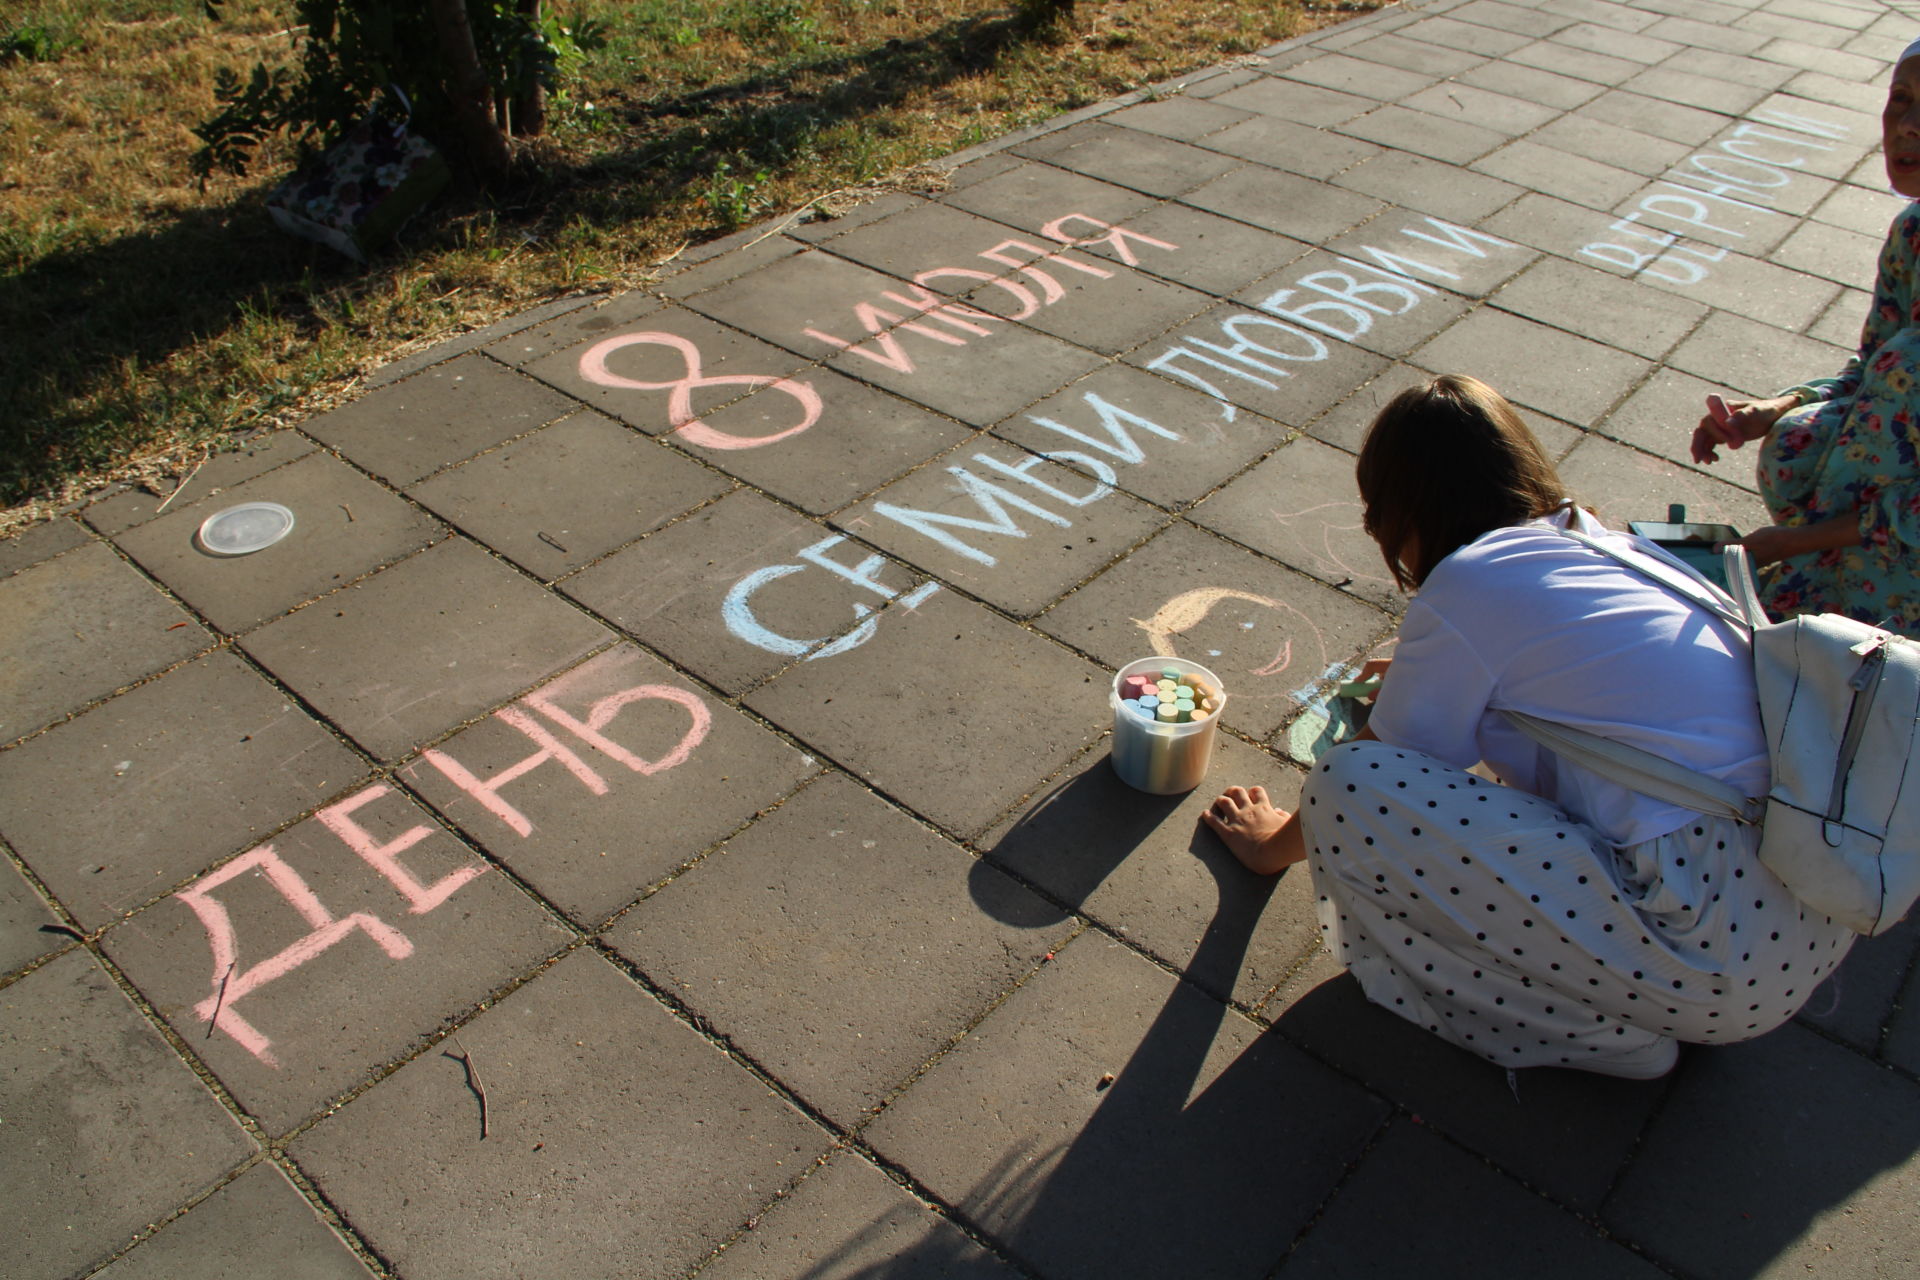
[1759,202,1920,633]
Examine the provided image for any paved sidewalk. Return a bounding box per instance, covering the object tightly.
[7,0,1920,1276]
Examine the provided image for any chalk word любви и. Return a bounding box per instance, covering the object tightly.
[174,677,711,1067]
[1145,217,1523,422]
[1579,106,1853,287]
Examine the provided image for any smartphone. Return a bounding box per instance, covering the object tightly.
[1628,519,1742,590]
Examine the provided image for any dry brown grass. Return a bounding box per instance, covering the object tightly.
[0,0,1385,535]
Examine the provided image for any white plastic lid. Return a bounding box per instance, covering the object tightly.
[198,502,295,556]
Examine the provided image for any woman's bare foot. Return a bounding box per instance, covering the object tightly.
[1201,785,1305,875]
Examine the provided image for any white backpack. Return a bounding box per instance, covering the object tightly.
[1508,528,1920,936]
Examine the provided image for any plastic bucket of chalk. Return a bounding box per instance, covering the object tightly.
[1109,657,1227,795]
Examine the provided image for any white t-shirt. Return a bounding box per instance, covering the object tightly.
[1366,506,1768,846]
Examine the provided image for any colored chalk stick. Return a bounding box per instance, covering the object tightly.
[1156,703,1180,722]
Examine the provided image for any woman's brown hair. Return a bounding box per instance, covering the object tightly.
[1355,374,1568,590]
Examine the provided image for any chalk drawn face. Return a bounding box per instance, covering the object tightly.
[1135,587,1335,693]
[1886,58,1920,198]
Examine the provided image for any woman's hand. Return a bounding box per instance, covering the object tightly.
[1691,393,1800,464]
[1201,786,1306,876]
[1734,512,1864,567]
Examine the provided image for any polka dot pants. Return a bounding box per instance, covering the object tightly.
[1300,740,1855,1071]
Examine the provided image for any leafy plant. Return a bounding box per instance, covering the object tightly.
[193,0,599,188]
[1,21,83,62]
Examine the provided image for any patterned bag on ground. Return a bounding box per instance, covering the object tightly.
[265,109,450,263]
[1506,530,1920,936]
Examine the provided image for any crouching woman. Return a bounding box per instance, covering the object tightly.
[1204,374,1853,1079]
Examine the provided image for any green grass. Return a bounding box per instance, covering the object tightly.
[0,0,1380,530]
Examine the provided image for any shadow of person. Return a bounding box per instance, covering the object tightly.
[773,754,1920,1279]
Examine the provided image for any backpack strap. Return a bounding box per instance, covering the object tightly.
[1500,523,1768,828]
[1547,526,1763,633]
[1504,711,1764,826]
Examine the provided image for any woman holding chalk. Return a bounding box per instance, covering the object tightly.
[1206,374,1851,1079]
[1691,38,1920,635]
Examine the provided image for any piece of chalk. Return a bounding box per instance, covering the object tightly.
[1336,677,1382,699]
[1129,701,1157,720]
[1188,679,1214,700]
[1189,705,1210,722]
[1156,703,1180,722]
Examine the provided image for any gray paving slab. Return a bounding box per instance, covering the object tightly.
[1605,1023,1920,1279]
[480,288,668,366]
[1593,365,1762,486]
[615,772,1066,1127]
[1196,116,1384,183]
[1184,432,1408,610]
[0,539,213,742]
[1559,433,1773,533]
[1811,181,1907,238]
[988,363,1291,510]
[1341,29,1492,78]
[1792,915,1920,1056]
[1272,969,1671,1212]
[0,853,62,977]
[743,589,1108,839]
[1078,201,1313,298]
[102,784,570,1135]
[1036,522,1391,740]
[1772,216,1884,291]
[697,1150,1019,1279]
[301,353,580,486]
[785,191,929,246]
[862,933,1390,1280]
[398,642,817,925]
[407,408,734,579]
[566,489,915,689]
[1490,253,1710,359]
[834,436,1168,618]
[0,513,89,577]
[951,254,1218,359]
[290,949,831,1280]
[1643,14,1773,56]
[1284,1118,1672,1276]
[1665,307,1851,397]
[520,304,815,434]
[654,231,809,300]
[1397,14,1536,58]
[1475,136,1648,209]
[1410,305,1652,426]
[1457,52,1610,108]
[1102,94,1253,143]
[1205,75,1378,128]
[1400,80,1566,138]
[112,450,444,635]
[1331,148,1526,223]
[939,160,1162,237]
[0,949,255,1280]
[1178,165,1387,246]
[1280,50,1446,102]
[1547,19,1683,65]
[1509,34,1650,86]
[239,538,611,763]
[365,293,599,389]
[1336,102,1511,165]
[1012,121,1244,199]
[1808,284,1872,348]
[1527,111,1695,177]
[0,652,367,929]
[92,1162,376,1280]
[812,200,1039,287]
[1449,0,1576,38]
[1890,965,1920,1078]
[980,736,1317,1008]
[1581,87,1736,147]
[80,429,318,536]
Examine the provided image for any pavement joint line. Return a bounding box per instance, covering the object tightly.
[1256,1106,1401,1280]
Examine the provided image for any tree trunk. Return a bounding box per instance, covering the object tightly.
[427,0,511,186]
[515,0,547,137]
